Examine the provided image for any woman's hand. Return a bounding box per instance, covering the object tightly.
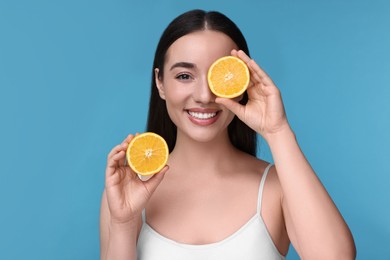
[104,134,169,224]
[216,50,290,141]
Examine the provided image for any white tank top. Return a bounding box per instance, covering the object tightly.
[137,164,286,260]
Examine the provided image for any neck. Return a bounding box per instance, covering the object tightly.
[168,130,238,176]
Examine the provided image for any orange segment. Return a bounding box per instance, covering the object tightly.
[208,56,250,98]
[126,132,169,176]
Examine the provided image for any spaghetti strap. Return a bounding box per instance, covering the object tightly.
[142,209,146,223]
[257,164,273,214]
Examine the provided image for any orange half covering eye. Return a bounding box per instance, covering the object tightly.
[208,56,250,99]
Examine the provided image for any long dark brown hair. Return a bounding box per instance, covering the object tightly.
[147,9,257,156]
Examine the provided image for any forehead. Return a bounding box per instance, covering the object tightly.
[165,30,237,69]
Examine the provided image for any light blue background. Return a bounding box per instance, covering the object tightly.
[1,0,389,259]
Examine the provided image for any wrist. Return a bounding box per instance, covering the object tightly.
[263,124,295,145]
[109,219,138,234]
[106,219,139,260]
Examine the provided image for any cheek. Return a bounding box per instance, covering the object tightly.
[225,110,236,126]
[163,82,190,121]
[163,78,192,105]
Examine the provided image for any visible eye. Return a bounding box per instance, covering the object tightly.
[176,73,192,81]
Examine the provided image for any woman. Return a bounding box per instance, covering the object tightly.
[100,10,356,260]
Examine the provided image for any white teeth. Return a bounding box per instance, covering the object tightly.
[188,111,217,119]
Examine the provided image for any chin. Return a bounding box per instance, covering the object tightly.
[181,125,229,144]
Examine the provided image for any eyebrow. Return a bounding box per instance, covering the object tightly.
[169,62,196,71]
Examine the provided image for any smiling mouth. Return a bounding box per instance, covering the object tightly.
[187,111,219,120]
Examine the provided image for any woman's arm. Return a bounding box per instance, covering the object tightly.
[100,190,140,260]
[216,49,356,259]
[267,127,356,259]
[100,134,168,260]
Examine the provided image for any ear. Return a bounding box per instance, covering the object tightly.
[154,68,166,100]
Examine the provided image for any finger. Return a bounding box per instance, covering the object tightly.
[121,134,134,144]
[248,60,274,86]
[106,149,126,179]
[231,50,266,86]
[230,50,263,85]
[107,143,127,162]
[107,143,128,170]
[106,167,130,187]
[236,50,274,85]
[107,148,126,169]
[248,66,264,85]
[236,49,251,63]
[143,165,169,194]
[215,97,245,119]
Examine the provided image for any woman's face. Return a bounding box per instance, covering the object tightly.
[155,30,238,143]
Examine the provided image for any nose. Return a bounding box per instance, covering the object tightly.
[193,76,216,104]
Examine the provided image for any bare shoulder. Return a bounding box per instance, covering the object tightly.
[228,151,283,201]
[232,150,275,180]
[265,164,283,195]
[239,151,282,192]
[237,153,284,212]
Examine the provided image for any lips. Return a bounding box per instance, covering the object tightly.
[186,108,221,126]
[187,111,217,119]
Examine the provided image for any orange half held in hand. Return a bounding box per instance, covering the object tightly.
[126,132,169,177]
[207,56,250,98]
